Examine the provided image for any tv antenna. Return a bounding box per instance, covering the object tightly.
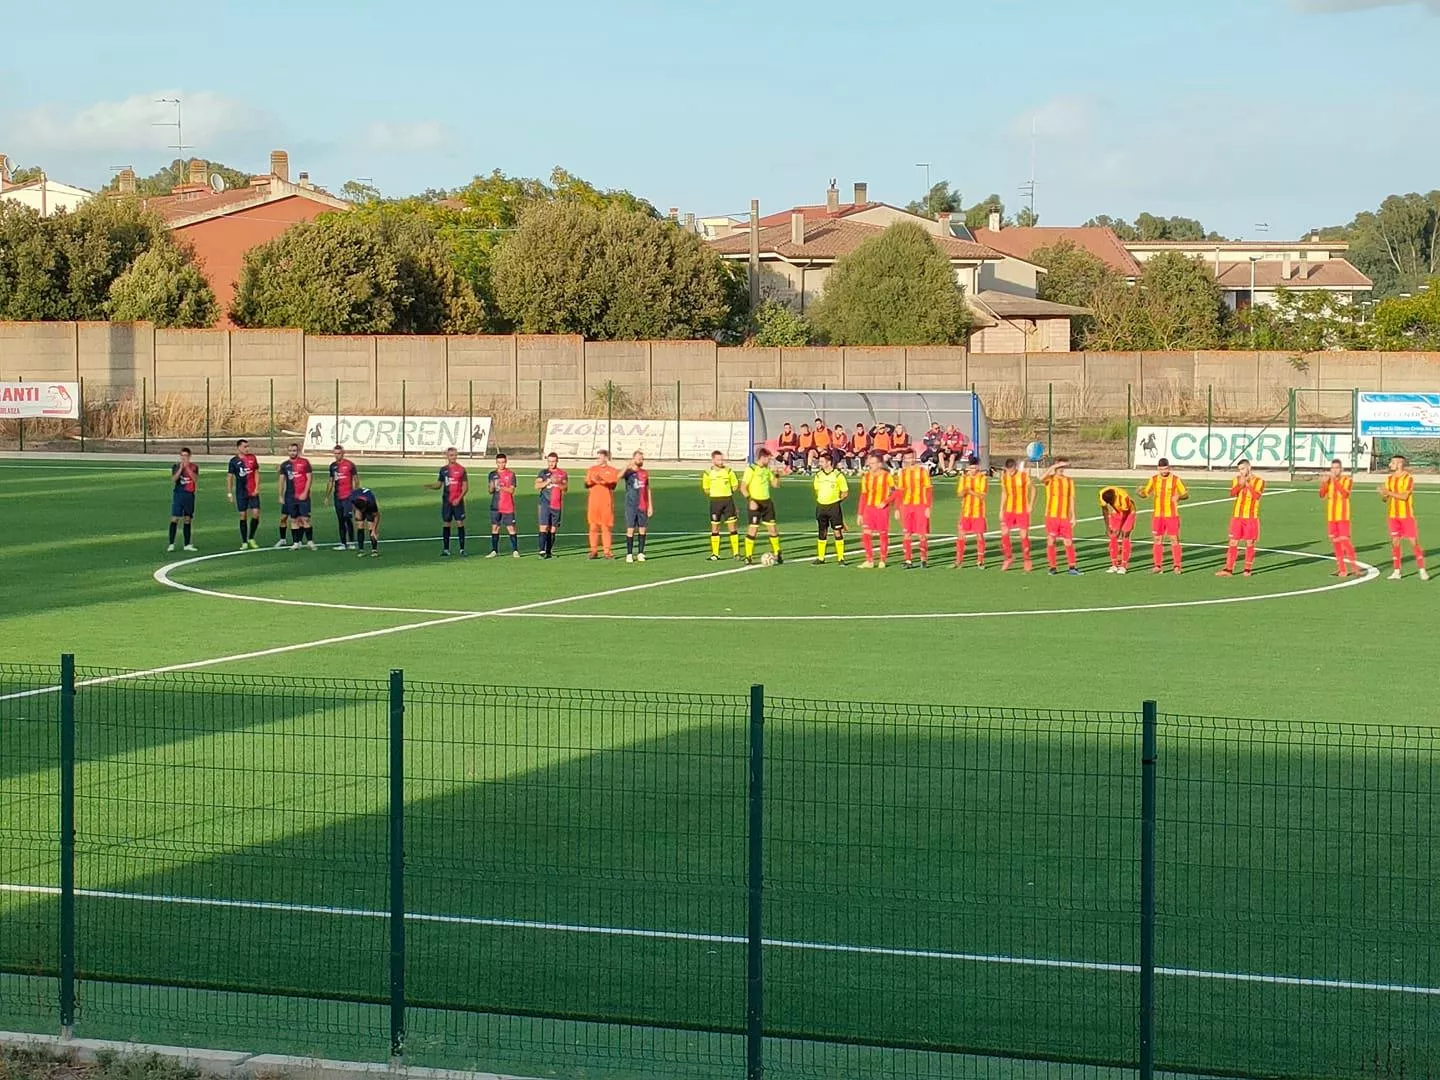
[1019,114,1037,216]
[153,98,191,159]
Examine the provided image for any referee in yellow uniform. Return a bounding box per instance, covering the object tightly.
[812,455,850,565]
[701,450,741,561]
[741,447,783,565]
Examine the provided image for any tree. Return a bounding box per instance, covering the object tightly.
[341,179,382,204]
[1085,252,1225,350]
[1369,279,1440,350]
[964,195,1005,232]
[107,241,218,328]
[807,222,971,346]
[491,202,738,340]
[1321,192,1440,299]
[1228,289,1370,352]
[749,300,813,346]
[100,159,251,196]
[230,213,484,334]
[905,181,963,219]
[1014,206,1039,228]
[1032,240,1116,348]
[8,165,44,185]
[1083,214,1139,241]
[1081,213,1223,242]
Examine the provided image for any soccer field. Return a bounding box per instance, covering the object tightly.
[1,456,1437,1080]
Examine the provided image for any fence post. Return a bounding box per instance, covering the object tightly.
[606,380,614,452]
[59,653,77,1039]
[1126,384,1133,469]
[205,377,212,455]
[268,378,276,456]
[334,379,341,447]
[78,377,86,454]
[388,669,406,1061]
[746,684,765,1080]
[1350,387,1360,474]
[1139,699,1158,1080]
[1205,385,1213,471]
[537,380,544,457]
[468,380,475,460]
[1287,387,1298,482]
[675,380,681,463]
[141,377,148,454]
[1046,382,1054,461]
[400,380,407,459]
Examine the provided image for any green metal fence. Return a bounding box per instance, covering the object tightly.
[1,659,1436,1080]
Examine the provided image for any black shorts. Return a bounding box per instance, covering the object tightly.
[710,497,738,523]
[490,510,516,528]
[283,497,311,518]
[236,493,261,512]
[625,504,649,529]
[816,503,845,536]
[748,499,776,526]
[443,499,466,523]
[354,503,379,523]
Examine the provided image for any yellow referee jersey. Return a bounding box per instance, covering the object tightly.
[812,468,849,506]
[701,466,738,498]
[741,464,776,501]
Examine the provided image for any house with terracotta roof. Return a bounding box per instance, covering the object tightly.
[1124,237,1372,309]
[118,151,350,325]
[709,183,1088,352]
[973,219,1142,282]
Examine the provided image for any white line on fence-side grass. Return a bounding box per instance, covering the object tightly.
[0,883,1433,997]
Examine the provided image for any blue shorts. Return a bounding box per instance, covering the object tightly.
[539,504,563,529]
[491,510,516,528]
[334,495,354,518]
[236,493,261,512]
[625,505,649,530]
[170,492,195,518]
[283,497,311,518]
[442,499,466,524]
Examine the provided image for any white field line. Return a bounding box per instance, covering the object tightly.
[0,882,1433,998]
[0,559,761,702]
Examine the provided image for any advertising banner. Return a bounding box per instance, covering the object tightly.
[303,415,491,455]
[543,419,750,461]
[0,381,80,419]
[1355,393,1440,439]
[1133,426,1365,469]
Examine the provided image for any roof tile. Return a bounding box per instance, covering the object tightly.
[973,226,1142,278]
[709,219,998,262]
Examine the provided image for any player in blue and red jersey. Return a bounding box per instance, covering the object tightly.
[277,443,316,551]
[424,446,470,557]
[621,450,655,563]
[167,447,199,552]
[325,445,359,550]
[534,452,569,559]
[225,438,262,549]
[487,452,520,558]
[350,487,381,557]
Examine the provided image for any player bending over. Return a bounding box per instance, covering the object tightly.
[1381,454,1429,581]
[351,487,381,557]
[424,446,470,557]
[167,447,199,552]
[278,443,317,550]
[857,453,895,568]
[955,456,989,570]
[535,453,568,559]
[741,448,783,564]
[1138,457,1189,574]
[1318,459,1358,578]
[812,455,850,565]
[702,451,741,560]
[226,438,262,549]
[1098,485,1136,573]
[1041,458,1080,575]
[622,451,654,563]
[1217,458,1264,578]
[998,458,1034,572]
[895,449,933,568]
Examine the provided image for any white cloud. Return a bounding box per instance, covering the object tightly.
[10,90,267,153]
[1291,0,1439,13]
[359,120,450,154]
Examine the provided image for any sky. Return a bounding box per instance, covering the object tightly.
[2,0,1437,239]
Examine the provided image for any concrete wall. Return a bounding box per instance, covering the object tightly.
[2,322,1439,420]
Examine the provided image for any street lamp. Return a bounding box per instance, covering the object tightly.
[1248,255,1265,346]
[915,162,930,201]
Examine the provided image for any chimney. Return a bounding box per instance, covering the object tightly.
[853,181,868,205]
[1309,231,1320,243]
[790,211,806,247]
[668,206,679,221]
[188,158,207,186]
[269,150,290,183]
[1299,251,1311,280]
[937,211,952,235]
[683,212,695,231]
[298,171,312,189]
[117,167,136,195]
[826,179,840,214]
[1282,254,1293,280]
[987,208,1001,232]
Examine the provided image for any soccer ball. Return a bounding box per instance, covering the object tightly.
[760,551,777,567]
[1026,440,1045,463]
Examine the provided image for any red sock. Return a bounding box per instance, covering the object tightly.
[1020,535,1032,563]
[920,535,929,562]
[1414,545,1426,570]
[1243,545,1256,572]
[1224,544,1239,573]
[1066,542,1076,569]
[1108,534,1120,566]
[975,535,985,565]
[879,533,890,561]
[863,533,874,561]
[1121,536,1132,567]
[956,535,967,565]
[1000,532,1012,561]
[1343,540,1358,573]
[1172,544,1183,572]
[1332,542,1345,570]
[902,535,913,562]
[1153,541,1164,570]
[1393,544,1403,570]
[1046,538,1058,570]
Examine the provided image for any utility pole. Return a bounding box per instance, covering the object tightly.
[748,199,760,311]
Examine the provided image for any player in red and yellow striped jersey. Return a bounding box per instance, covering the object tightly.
[1318,459,1359,577]
[1098,485,1136,573]
[954,457,989,569]
[1217,458,1265,577]
[895,449,933,568]
[857,453,895,568]
[1041,459,1080,575]
[998,458,1034,572]
[1137,458,1189,574]
[1380,454,1428,581]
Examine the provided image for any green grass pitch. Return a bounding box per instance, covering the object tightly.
[0,457,1437,1079]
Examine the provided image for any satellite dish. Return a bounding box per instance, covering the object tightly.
[1,155,12,175]
[209,173,227,193]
